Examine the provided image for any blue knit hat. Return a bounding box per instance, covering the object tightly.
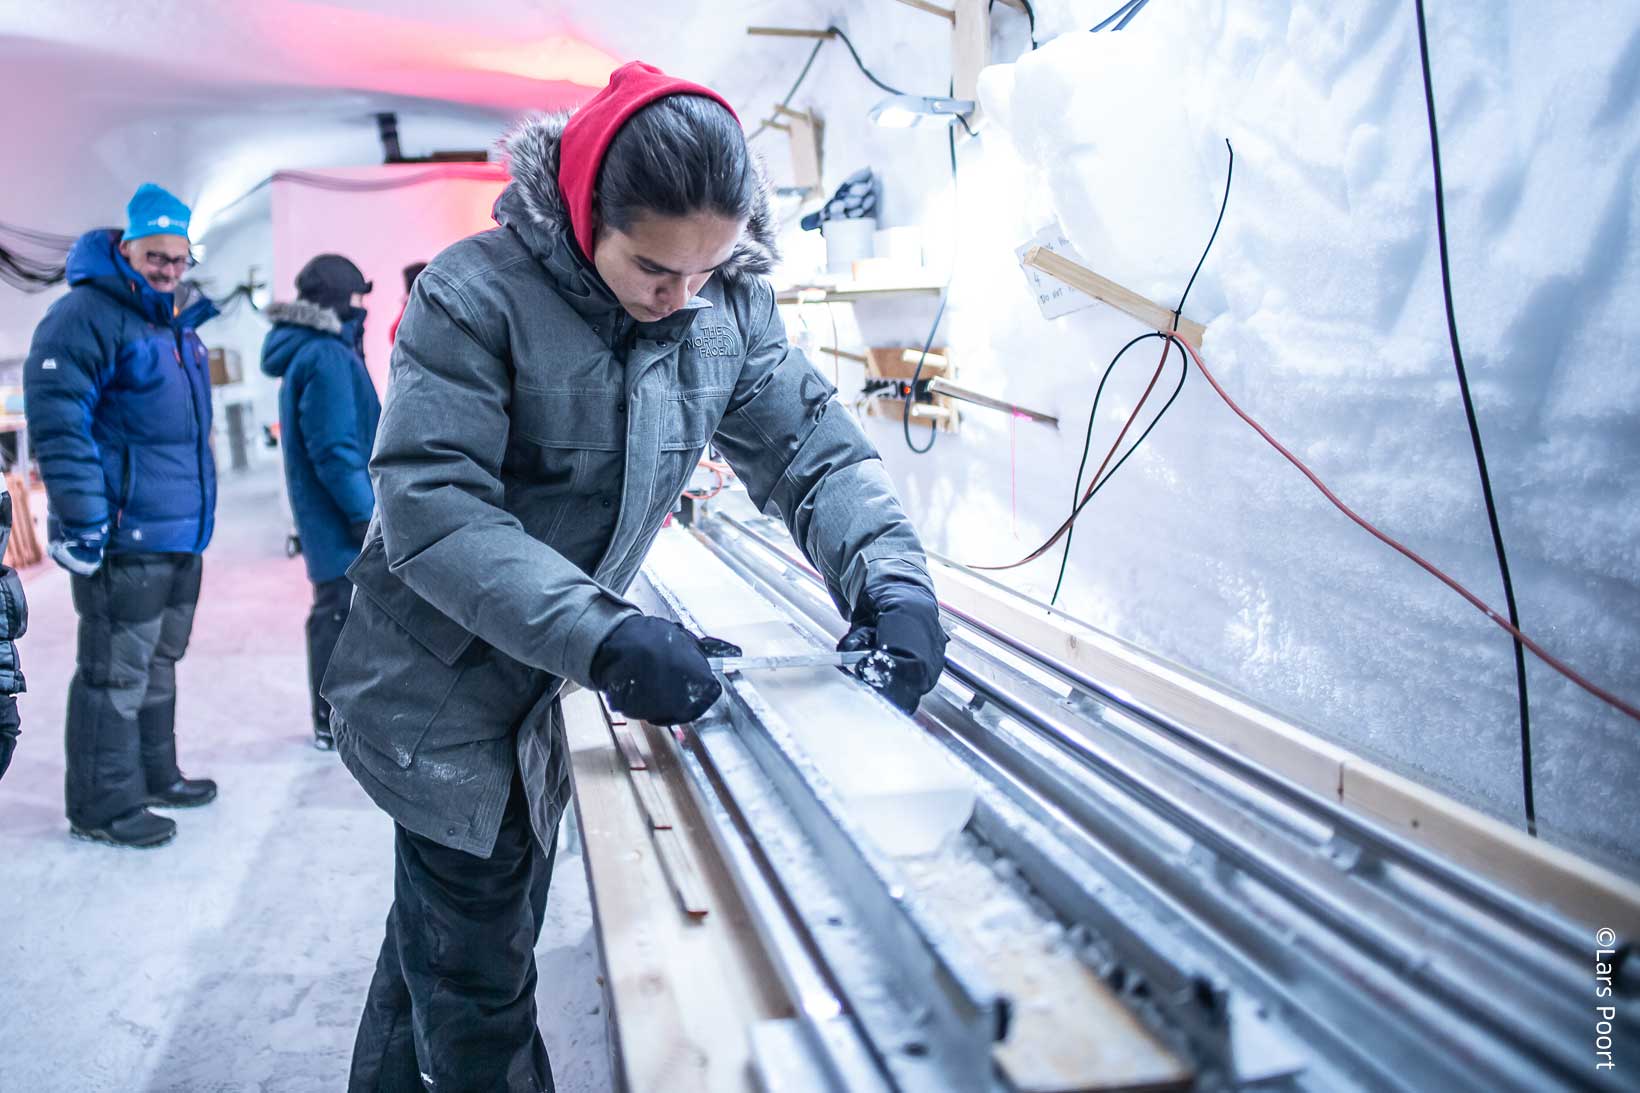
[125,183,191,243]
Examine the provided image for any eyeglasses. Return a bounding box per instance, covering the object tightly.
[142,250,197,273]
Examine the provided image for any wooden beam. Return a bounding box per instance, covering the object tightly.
[747,26,837,39]
[1022,246,1206,349]
[899,349,950,371]
[761,120,791,133]
[818,345,869,364]
[927,377,1059,426]
[952,0,990,105]
[772,104,812,122]
[892,0,956,21]
[784,111,823,192]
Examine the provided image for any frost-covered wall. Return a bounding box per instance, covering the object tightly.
[759,0,1640,875]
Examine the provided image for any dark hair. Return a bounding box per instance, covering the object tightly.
[595,95,755,234]
[402,261,427,292]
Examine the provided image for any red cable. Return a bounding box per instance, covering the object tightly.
[971,339,1174,571]
[1166,333,1640,725]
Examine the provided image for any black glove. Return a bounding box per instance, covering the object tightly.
[0,695,18,781]
[591,616,742,725]
[838,578,947,714]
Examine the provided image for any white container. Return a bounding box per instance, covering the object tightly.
[872,225,924,270]
[822,217,877,275]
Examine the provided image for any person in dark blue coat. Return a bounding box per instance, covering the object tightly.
[260,254,380,750]
[23,182,219,848]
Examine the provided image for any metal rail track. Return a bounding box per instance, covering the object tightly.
[686,510,1636,1092]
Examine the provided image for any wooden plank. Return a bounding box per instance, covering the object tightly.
[563,688,792,1093]
[818,345,869,364]
[1022,247,1206,349]
[1341,761,1640,938]
[628,769,677,831]
[928,560,1640,938]
[892,0,956,21]
[653,828,711,919]
[747,26,837,39]
[599,692,627,726]
[952,0,990,105]
[927,377,1059,427]
[612,726,647,770]
[772,104,813,122]
[785,111,823,193]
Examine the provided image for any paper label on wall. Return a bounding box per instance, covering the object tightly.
[1016,223,1098,320]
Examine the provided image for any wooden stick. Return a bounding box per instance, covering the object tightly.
[773,104,812,122]
[899,350,950,371]
[612,726,648,771]
[927,377,1059,426]
[761,120,791,133]
[747,26,837,39]
[891,0,957,21]
[627,770,676,831]
[819,345,869,364]
[652,829,710,919]
[1021,247,1206,349]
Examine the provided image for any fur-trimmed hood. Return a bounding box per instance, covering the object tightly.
[498,112,778,282]
[265,298,342,335]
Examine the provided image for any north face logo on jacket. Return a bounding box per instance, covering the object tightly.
[688,326,737,358]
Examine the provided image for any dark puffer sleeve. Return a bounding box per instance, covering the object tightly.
[0,488,28,695]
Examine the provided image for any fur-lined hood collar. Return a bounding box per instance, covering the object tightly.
[265,299,342,334]
[498,112,777,282]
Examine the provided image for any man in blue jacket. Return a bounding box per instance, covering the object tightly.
[23,183,219,849]
[260,255,380,750]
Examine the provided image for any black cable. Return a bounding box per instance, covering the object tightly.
[1413,0,1536,836]
[1052,332,1188,602]
[1176,139,1233,327]
[1053,137,1231,601]
[748,37,828,143]
[1091,0,1148,32]
[829,26,909,97]
[991,0,1037,48]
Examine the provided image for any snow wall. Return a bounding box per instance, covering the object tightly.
[758,0,1640,875]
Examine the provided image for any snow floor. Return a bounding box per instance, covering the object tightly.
[0,462,611,1093]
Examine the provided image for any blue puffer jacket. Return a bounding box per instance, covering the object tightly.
[23,229,217,555]
[260,300,381,583]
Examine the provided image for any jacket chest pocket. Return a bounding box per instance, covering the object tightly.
[509,387,623,493]
[662,390,728,452]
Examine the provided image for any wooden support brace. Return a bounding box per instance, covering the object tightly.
[747,26,837,39]
[1022,246,1207,349]
[819,345,869,364]
[892,0,957,21]
[952,0,989,106]
[899,349,951,371]
[927,377,1059,426]
[773,104,813,122]
[761,120,791,133]
[783,111,823,193]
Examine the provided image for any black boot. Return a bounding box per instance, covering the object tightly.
[71,806,177,848]
[314,719,336,751]
[148,776,218,808]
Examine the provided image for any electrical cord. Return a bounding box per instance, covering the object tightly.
[748,37,829,143]
[1051,334,1186,601]
[1044,140,1231,595]
[902,123,963,455]
[1091,0,1151,32]
[1413,0,1537,832]
[828,26,910,97]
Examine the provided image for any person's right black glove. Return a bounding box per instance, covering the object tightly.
[0,695,19,781]
[590,616,742,725]
[838,577,947,714]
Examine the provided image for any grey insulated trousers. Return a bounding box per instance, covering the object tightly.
[65,552,202,826]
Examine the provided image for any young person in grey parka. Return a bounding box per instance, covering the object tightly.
[324,62,947,1089]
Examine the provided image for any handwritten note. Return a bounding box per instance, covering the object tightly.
[1015,223,1098,320]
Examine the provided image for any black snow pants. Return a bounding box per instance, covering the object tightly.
[307,576,351,734]
[65,552,203,827]
[349,767,559,1092]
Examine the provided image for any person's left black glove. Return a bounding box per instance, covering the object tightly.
[837,578,947,714]
[0,695,19,781]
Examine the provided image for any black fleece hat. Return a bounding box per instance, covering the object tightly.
[295,254,372,314]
